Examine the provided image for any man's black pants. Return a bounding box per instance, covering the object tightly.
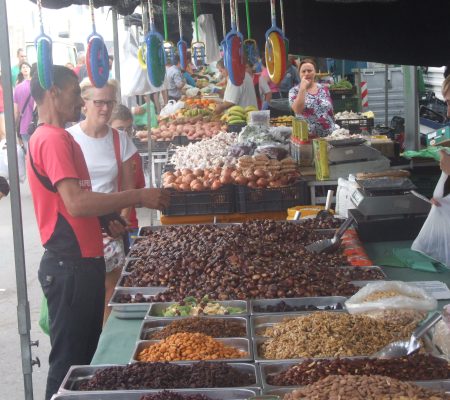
[38,251,105,400]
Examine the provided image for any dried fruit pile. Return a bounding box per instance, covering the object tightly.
[79,362,255,390]
[267,354,450,386]
[146,318,246,339]
[137,333,247,362]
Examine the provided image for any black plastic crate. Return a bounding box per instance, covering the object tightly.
[162,185,235,216]
[235,180,309,213]
[132,137,149,153]
[151,139,174,152]
[227,123,246,133]
[335,117,374,134]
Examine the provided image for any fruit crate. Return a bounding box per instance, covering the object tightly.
[227,123,247,133]
[235,180,310,213]
[162,185,236,216]
[335,117,374,134]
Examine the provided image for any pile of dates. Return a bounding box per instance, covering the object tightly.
[124,220,384,301]
[79,362,255,391]
[253,301,344,313]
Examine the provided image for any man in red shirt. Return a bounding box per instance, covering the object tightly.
[28,66,169,400]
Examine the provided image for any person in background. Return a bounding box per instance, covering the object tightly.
[289,58,336,137]
[431,75,450,207]
[279,55,300,98]
[110,105,146,240]
[260,57,281,99]
[28,65,169,400]
[214,58,258,114]
[11,48,27,87]
[14,62,35,149]
[0,71,5,141]
[0,176,9,199]
[183,68,196,87]
[166,54,185,101]
[132,94,158,129]
[65,62,74,70]
[74,52,87,81]
[67,78,138,326]
[16,61,32,85]
[108,55,114,78]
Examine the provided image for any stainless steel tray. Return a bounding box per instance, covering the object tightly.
[116,274,168,293]
[259,360,450,390]
[250,297,347,316]
[59,363,261,392]
[339,265,388,280]
[109,288,156,319]
[138,316,250,341]
[250,312,346,338]
[53,388,261,399]
[146,301,249,319]
[253,333,445,363]
[132,338,253,363]
[122,258,139,274]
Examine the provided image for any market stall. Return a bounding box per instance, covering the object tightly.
[2,1,450,400]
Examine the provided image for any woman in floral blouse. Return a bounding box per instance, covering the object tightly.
[289,58,336,137]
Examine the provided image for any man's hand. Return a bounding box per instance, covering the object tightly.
[440,149,450,175]
[138,188,170,211]
[431,198,441,207]
[107,220,128,238]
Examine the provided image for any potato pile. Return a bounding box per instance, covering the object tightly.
[135,118,226,142]
[162,156,300,191]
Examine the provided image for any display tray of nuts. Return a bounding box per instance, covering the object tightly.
[263,376,450,398]
[138,223,241,237]
[250,296,347,315]
[122,258,140,274]
[132,337,253,363]
[59,362,261,392]
[108,288,157,318]
[138,317,249,341]
[337,265,387,281]
[146,300,249,319]
[250,312,348,338]
[258,354,450,389]
[116,275,168,293]
[252,312,441,362]
[54,388,260,400]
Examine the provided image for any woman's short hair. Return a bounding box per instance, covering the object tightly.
[79,77,119,100]
[110,104,133,122]
[298,58,317,71]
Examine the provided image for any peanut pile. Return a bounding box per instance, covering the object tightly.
[137,332,247,362]
[260,312,418,359]
[284,374,450,400]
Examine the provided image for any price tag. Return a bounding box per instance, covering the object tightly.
[409,281,450,300]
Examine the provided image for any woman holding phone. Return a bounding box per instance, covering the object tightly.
[67,78,137,324]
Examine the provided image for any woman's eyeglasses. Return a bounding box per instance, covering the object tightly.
[91,99,117,108]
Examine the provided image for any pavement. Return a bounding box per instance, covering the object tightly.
[0,177,153,399]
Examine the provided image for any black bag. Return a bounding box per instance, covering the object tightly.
[27,107,39,136]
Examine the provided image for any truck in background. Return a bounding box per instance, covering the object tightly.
[25,39,77,67]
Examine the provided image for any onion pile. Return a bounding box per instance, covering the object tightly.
[169,132,238,170]
[135,118,226,142]
[162,156,300,191]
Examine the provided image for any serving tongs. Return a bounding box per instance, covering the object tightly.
[305,216,354,254]
[372,311,442,359]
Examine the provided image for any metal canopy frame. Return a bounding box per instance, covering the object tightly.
[1,1,421,399]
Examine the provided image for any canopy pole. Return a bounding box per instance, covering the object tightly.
[0,1,35,399]
[112,7,121,92]
[403,65,420,151]
[384,64,389,126]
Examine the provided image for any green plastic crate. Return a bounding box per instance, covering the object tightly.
[332,96,361,113]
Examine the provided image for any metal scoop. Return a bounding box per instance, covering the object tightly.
[372,311,442,359]
[315,190,334,219]
[305,216,354,254]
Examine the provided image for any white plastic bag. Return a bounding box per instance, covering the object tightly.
[0,139,26,182]
[345,281,437,314]
[412,172,450,267]
[159,100,185,118]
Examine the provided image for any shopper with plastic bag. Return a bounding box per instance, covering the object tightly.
[412,75,450,267]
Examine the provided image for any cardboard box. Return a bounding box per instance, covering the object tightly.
[427,126,450,146]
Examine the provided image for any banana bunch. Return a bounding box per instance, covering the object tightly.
[183,108,212,117]
[220,105,258,125]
